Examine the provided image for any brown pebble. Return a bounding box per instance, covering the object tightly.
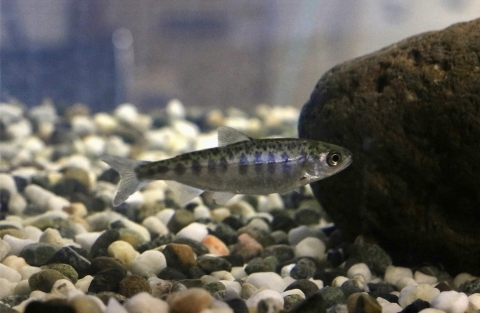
[230,233,263,261]
[162,243,196,273]
[167,288,213,313]
[119,275,152,298]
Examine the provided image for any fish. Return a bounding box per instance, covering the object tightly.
[100,126,352,206]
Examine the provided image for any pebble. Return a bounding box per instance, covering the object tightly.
[0,278,16,298]
[246,288,284,309]
[203,234,230,256]
[19,265,41,280]
[0,238,11,260]
[18,242,57,266]
[176,222,209,242]
[119,275,151,298]
[105,297,129,313]
[130,250,167,277]
[69,294,106,313]
[384,265,413,285]
[48,278,76,300]
[398,284,441,308]
[3,235,35,256]
[246,272,286,293]
[49,263,78,284]
[28,269,67,293]
[49,246,91,278]
[88,268,126,293]
[230,233,263,261]
[285,279,319,297]
[431,290,469,313]
[414,270,438,285]
[162,243,197,273]
[347,263,372,282]
[2,255,27,271]
[124,292,169,313]
[294,236,326,260]
[107,240,139,266]
[196,255,232,274]
[167,288,214,313]
[142,216,169,236]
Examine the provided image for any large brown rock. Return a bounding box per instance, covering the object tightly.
[298,19,480,275]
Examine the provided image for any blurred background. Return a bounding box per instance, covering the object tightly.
[1,0,480,112]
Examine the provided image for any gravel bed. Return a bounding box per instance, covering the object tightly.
[0,100,479,313]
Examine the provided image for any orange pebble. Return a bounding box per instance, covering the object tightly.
[202,234,230,256]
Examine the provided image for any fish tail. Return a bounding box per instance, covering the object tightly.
[100,155,148,206]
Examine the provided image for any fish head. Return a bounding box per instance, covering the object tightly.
[304,141,352,181]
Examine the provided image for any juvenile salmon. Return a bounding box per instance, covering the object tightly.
[101,126,352,206]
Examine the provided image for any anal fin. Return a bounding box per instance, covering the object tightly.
[165,181,204,206]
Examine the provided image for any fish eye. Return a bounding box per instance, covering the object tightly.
[327,152,342,166]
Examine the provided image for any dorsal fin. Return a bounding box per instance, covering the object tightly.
[217,126,253,146]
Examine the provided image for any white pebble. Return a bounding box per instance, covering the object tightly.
[194,205,211,219]
[347,263,372,282]
[40,228,64,247]
[0,278,16,298]
[118,218,151,242]
[130,250,167,277]
[7,118,32,139]
[106,297,129,313]
[142,217,169,237]
[0,174,17,193]
[0,239,11,261]
[281,264,295,277]
[176,222,208,241]
[310,279,324,289]
[231,267,247,280]
[380,302,403,313]
[294,237,326,260]
[71,115,96,136]
[211,208,231,222]
[398,284,440,308]
[114,103,138,124]
[75,275,93,293]
[24,225,43,241]
[453,272,477,289]
[332,276,349,287]
[24,184,55,208]
[288,225,316,245]
[104,136,130,157]
[8,193,27,215]
[14,279,31,296]
[431,290,469,313]
[414,270,438,285]
[246,289,284,309]
[48,279,77,299]
[281,289,305,299]
[419,309,445,313]
[266,194,285,211]
[384,265,413,285]
[124,291,169,313]
[3,235,35,256]
[468,293,480,308]
[82,135,105,157]
[172,120,199,139]
[75,232,103,252]
[86,211,124,231]
[283,276,296,287]
[94,113,118,134]
[156,209,175,225]
[396,276,418,290]
[2,255,27,271]
[211,271,235,281]
[221,281,241,294]
[0,263,22,283]
[246,272,286,293]
[108,240,139,265]
[166,99,186,120]
[19,266,41,280]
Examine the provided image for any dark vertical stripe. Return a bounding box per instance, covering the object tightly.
[174,163,186,175]
[239,153,248,175]
[208,160,216,173]
[219,157,228,173]
[191,160,201,175]
[267,152,276,175]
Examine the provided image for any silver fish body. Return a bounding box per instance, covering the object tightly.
[101,127,352,206]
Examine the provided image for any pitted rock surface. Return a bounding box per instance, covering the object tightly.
[299,19,480,275]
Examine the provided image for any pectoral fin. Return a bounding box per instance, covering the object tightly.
[165,181,204,206]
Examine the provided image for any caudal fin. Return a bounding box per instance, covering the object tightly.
[100,155,148,206]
